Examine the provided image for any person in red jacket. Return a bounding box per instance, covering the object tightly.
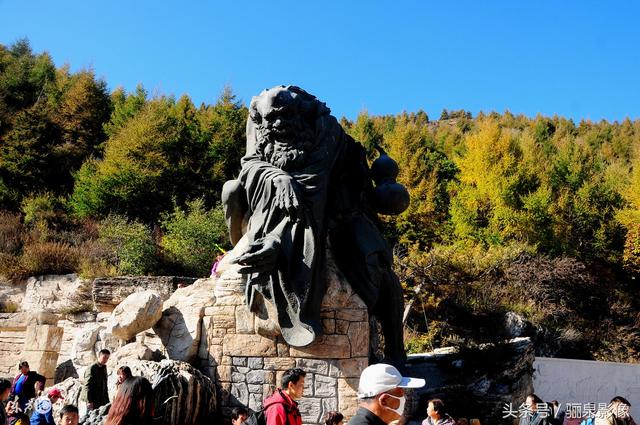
[263,368,306,425]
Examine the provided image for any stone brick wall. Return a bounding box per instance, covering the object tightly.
[0,313,61,380]
[200,252,370,424]
[0,329,25,377]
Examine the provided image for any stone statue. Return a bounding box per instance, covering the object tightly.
[222,86,409,363]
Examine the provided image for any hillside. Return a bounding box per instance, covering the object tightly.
[1,40,638,362]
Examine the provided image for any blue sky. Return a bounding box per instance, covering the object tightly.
[1,0,639,122]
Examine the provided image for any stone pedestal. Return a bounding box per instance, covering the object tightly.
[22,324,64,386]
[199,246,369,424]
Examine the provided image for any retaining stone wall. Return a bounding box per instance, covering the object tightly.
[202,253,370,424]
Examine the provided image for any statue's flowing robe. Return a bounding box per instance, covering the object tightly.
[237,112,404,360]
[238,114,345,346]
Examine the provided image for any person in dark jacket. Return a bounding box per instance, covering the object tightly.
[80,349,110,411]
[348,363,425,425]
[9,362,45,412]
[263,368,306,425]
[1,378,12,425]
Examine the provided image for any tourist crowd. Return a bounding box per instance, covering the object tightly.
[0,355,635,425]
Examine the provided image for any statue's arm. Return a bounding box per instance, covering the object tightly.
[239,155,302,218]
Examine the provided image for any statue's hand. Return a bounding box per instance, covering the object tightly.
[273,174,301,217]
[233,235,280,275]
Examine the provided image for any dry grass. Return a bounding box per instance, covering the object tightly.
[20,241,80,276]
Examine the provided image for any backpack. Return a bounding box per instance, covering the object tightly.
[244,390,291,425]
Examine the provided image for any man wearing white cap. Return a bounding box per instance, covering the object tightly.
[349,363,425,425]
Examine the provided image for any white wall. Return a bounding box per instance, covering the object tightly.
[533,357,640,412]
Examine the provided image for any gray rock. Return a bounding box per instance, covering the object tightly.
[248,357,263,369]
[504,312,529,337]
[248,384,262,394]
[22,274,92,314]
[249,392,263,412]
[54,359,78,383]
[303,373,314,396]
[296,358,329,375]
[71,325,102,367]
[107,290,163,341]
[153,278,215,362]
[69,311,97,323]
[231,372,246,383]
[232,357,247,366]
[298,398,322,424]
[403,337,535,425]
[246,370,267,384]
[80,403,110,425]
[314,375,337,397]
[0,311,59,327]
[231,382,249,406]
[322,398,338,417]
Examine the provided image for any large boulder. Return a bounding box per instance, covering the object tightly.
[106,342,162,370]
[21,274,92,314]
[92,276,197,312]
[71,325,102,367]
[153,278,216,362]
[107,290,163,341]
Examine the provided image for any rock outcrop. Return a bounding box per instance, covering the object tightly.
[404,337,535,425]
[153,278,216,363]
[92,276,197,312]
[107,290,163,341]
[106,341,162,370]
[21,274,91,314]
[71,325,102,367]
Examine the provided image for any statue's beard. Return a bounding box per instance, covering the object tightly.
[269,143,306,171]
[256,124,313,172]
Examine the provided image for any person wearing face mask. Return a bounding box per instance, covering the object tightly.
[349,363,425,425]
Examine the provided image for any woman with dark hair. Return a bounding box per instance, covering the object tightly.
[104,376,154,425]
[422,399,455,425]
[116,367,133,389]
[324,411,344,425]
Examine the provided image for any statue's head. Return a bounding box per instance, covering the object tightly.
[249,85,329,171]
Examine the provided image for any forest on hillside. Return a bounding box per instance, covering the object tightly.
[1,40,638,362]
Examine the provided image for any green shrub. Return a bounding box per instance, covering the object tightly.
[160,199,228,277]
[77,238,118,279]
[21,192,66,227]
[98,215,156,275]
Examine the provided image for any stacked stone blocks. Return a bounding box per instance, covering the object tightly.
[199,255,369,424]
